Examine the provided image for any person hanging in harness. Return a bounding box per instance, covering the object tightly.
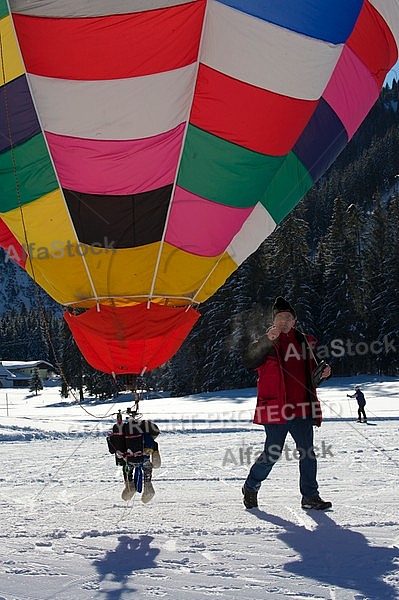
[347,385,367,423]
[107,409,161,502]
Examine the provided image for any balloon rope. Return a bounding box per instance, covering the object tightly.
[190,254,225,303]
[147,2,210,304]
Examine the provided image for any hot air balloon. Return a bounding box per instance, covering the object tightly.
[1,0,398,375]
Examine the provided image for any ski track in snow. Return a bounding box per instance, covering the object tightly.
[0,381,398,599]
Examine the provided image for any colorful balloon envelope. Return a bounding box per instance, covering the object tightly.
[1,0,398,373]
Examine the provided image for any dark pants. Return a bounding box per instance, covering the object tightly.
[244,416,318,498]
[358,406,367,420]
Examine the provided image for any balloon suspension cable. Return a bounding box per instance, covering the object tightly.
[78,373,146,421]
[296,321,321,366]
[295,320,329,390]
[109,374,144,421]
[190,254,225,305]
[129,376,143,420]
[147,2,210,303]
[126,401,142,421]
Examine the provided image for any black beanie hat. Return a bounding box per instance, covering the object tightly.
[272,297,296,319]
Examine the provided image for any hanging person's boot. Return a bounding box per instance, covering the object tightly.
[121,480,136,502]
[151,449,161,469]
[141,461,155,503]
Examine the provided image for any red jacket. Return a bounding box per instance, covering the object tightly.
[247,329,323,426]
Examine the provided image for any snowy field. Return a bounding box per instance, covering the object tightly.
[0,376,398,600]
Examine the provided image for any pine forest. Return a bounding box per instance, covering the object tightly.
[1,83,399,397]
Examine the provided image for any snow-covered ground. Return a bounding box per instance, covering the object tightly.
[0,376,398,600]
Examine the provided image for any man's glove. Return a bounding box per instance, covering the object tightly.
[311,360,329,388]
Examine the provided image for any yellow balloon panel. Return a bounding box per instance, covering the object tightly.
[0,15,24,85]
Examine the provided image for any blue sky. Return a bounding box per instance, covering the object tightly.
[384,60,399,85]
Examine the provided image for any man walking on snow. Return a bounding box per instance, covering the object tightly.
[242,297,332,511]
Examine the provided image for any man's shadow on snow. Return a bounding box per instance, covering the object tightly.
[94,534,160,599]
[251,509,398,599]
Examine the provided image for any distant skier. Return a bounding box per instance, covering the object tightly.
[107,410,161,502]
[347,386,367,423]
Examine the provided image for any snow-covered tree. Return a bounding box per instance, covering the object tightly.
[29,367,43,395]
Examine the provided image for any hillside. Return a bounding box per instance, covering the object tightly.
[1,86,399,391]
